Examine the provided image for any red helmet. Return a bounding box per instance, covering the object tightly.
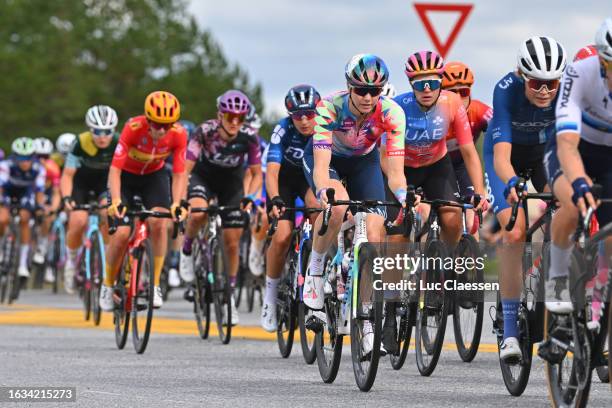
[573,45,598,62]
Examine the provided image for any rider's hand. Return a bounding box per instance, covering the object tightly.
[472,193,489,212]
[240,195,255,212]
[170,201,188,222]
[503,176,524,205]
[108,199,126,219]
[270,195,286,218]
[571,177,595,217]
[62,196,75,211]
[316,188,330,206]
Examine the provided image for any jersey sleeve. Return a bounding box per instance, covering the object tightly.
[381,98,405,156]
[451,95,473,146]
[110,122,133,170]
[64,153,82,169]
[47,161,61,187]
[247,136,262,166]
[0,161,9,187]
[267,122,285,164]
[34,164,46,193]
[186,126,203,162]
[555,64,583,136]
[488,75,516,145]
[171,129,188,174]
[312,99,337,150]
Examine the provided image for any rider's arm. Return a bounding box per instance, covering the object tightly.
[453,99,485,196]
[34,165,46,207]
[60,167,76,198]
[382,98,407,201]
[490,76,516,184]
[379,142,389,177]
[170,130,188,205]
[265,122,284,198]
[108,165,122,204]
[312,99,337,194]
[266,163,281,199]
[245,164,263,197]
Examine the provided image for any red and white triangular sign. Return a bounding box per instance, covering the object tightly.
[413,3,473,59]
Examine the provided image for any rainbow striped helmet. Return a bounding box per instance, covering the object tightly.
[405,51,445,80]
[344,54,389,87]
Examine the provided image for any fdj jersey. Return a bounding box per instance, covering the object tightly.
[267,117,311,169]
[392,90,472,167]
[312,91,405,157]
[187,120,261,173]
[66,131,119,170]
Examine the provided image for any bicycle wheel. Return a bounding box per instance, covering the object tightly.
[315,296,343,383]
[114,254,130,350]
[415,239,449,377]
[453,235,484,362]
[0,234,16,303]
[298,239,316,364]
[90,231,104,326]
[132,239,155,354]
[49,229,62,294]
[235,231,250,309]
[8,226,22,304]
[193,240,211,339]
[350,242,383,391]
[498,302,533,396]
[211,235,232,344]
[390,302,415,370]
[81,254,91,322]
[277,257,297,358]
[608,304,612,386]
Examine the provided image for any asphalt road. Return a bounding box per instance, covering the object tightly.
[1,288,611,408]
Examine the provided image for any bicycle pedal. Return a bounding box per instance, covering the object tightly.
[537,339,566,365]
[183,288,195,302]
[305,314,324,333]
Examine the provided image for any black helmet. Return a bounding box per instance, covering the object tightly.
[284,84,321,113]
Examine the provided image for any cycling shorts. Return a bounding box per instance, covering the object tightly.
[452,160,474,199]
[73,168,109,205]
[3,186,35,210]
[266,165,310,222]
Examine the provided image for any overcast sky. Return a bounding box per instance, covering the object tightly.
[188,0,607,119]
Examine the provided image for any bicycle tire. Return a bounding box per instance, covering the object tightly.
[211,235,232,344]
[608,304,612,386]
[193,240,211,339]
[453,235,484,362]
[498,303,533,396]
[390,302,415,370]
[0,235,15,303]
[114,254,130,350]
[415,239,449,377]
[90,231,104,326]
[132,239,155,354]
[277,254,297,358]
[50,229,62,294]
[298,239,316,364]
[315,296,343,383]
[81,254,91,321]
[8,225,22,304]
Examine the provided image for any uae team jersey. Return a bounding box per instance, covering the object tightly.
[111,115,187,175]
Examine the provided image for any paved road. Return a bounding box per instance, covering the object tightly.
[1,289,611,407]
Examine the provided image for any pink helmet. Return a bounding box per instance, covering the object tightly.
[216,90,251,114]
[405,50,445,79]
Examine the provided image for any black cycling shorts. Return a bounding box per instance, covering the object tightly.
[266,165,310,222]
[453,160,474,199]
[188,169,246,228]
[72,168,109,205]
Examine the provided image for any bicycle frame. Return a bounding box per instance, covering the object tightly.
[121,218,150,312]
[47,213,66,268]
[83,211,106,286]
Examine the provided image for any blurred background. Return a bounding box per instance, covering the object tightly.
[0,0,606,150]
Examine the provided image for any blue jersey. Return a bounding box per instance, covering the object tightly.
[267,117,310,169]
[483,72,557,154]
[0,158,46,193]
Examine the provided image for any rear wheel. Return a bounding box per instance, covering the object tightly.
[390,302,415,370]
[132,239,155,354]
[315,296,343,383]
[49,229,62,294]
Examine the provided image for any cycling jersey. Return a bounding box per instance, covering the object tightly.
[111,116,187,175]
[555,57,612,145]
[446,99,492,163]
[312,92,405,158]
[41,158,60,189]
[483,72,556,153]
[65,131,119,170]
[187,119,261,173]
[267,117,311,169]
[0,159,46,204]
[392,90,472,167]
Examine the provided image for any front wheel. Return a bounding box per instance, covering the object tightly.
[114,255,130,350]
[131,240,155,354]
[193,240,211,339]
[276,258,297,358]
[211,235,232,344]
[390,302,415,370]
[90,231,104,326]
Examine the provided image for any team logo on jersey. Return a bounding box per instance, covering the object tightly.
[433,116,443,126]
[498,76,513,90]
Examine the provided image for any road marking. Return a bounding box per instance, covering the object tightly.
[0,305,504,353]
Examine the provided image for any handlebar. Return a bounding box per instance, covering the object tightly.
[266,207,323,237]
[108,209,182,239]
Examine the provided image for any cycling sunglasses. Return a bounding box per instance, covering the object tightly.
[222,112,247,123]
[148,120,174,131]
[447,87,471,98]
[91,128,114,137]
[521,74,560,93]
[289,110,316,120]
[411,78,442,92]
[351,86,384,97]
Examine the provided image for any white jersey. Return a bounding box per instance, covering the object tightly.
[555,56,612,146]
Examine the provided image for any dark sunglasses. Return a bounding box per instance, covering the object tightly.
[521,74,560,93]
[149,120,174,130]
[222,112,247,123]
[289,110,316,120]
[411,79,442,92]
[351,86,384,97]
[92,128,114,137]
[448,87,471,98]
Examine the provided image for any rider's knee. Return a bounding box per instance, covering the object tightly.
[503,226,526,244]
[189,211,206,226]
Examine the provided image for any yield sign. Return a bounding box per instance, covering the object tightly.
[413,3,473,58]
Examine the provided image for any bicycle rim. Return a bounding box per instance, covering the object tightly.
[114,255,130,350]
[276,263,297,358]
[193,242,211,339]
[315,297,343,383]
[298,239,317,364]
[390,303,414,370]
[211,236,231,344]
[132,240,154,354]
[499,306,532,396]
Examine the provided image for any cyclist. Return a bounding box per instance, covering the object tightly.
[302,54,408,356]
[260,84,320,331]
[0,138,47,279]
[179,90,262,326]
[247,134,269,279]
[574,45,598,62]
[54,133,77,169]
[543,18,612,321]
[382,82,397,98]
[32,138,61,273]
[100,91,188,311]
[60,105,119,294]
[483,36,567,361]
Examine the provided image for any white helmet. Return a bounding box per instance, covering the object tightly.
[85,105,118,130]
[382,83,397,98]
[12,137,35,156]
[33,137,54,155]
[56,133,76,154]
[595,17,612,61]
[517,36,567,80]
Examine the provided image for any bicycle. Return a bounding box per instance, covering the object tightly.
[72,195,108,326]
[309,189,400,392]
[491,170,555,396]
[45,210,67,294]
[540,187,612,407]
[187,202,242,344]
[109,197,181,354]
[267,207,322,359]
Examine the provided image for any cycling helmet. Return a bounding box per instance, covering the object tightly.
[344,54,389,87]
[85,105,118,130]
[517,36,566,80]
[217,90,251,115]
[285,84,321,112]
[56,133,76,154]
[12,137,35,157]
[595,17,612,61]
[405,51,445,79]
[442,61,475,88]
[144,91,181,123]
[573,45,598,62]
[33,137,54,155]
[381,83,397,98]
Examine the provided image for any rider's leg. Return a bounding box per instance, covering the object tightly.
[223,227,242,287]
[66,210,87,265]
[148,209,169,287]
[183,197,208,254]
[0,207,9,236]
[18,210,31,276]
[104,226,130,287]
